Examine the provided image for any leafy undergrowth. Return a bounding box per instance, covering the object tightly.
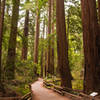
[0,76,38,98]
[6,77,38,96]
[0,60,38,97]
[44,72,83,91]
[72,70,83,90]
[0,84,21,97]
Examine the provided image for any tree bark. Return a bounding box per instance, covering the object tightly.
[33,6,40,76]
[50,0,55,75]
[0,0,1,11]
[98,0,100,22]
[5,0,20,80]
[81,0,100,93]
[56,0,72,88]
[21,9,29,60]
[44,51,47,77]
[34,12,40,63]
[40,50,43,77]
[0,0,6,90]
[40,19,45,77]
[47,0,52,74]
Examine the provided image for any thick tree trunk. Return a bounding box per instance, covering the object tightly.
[33,8,40,76]
[40,50,43,77]
[0,0,1,11]
[50,0,55,75]
[0,0,6,90]
[81,0,100,93]
[98,0,100,22]
[51,48,54,75]
[56,0,72,88]
[47,0,52,74]
[44,51,47,77]
[40,19,45,77]
[5,0,20,80]
[34,12,40,63]
[21,9,29,60]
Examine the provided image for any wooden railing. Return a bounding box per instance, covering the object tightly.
[43,80,99,100]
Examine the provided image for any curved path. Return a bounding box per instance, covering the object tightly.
[31,78,70,100]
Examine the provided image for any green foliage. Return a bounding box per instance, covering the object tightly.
[72,79,83,90]
[22,1,34,10]
[16,60,34,80]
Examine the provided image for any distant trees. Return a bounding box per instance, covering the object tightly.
[56,0,72,88]
[81,0,100,93]
[5,0,20,80]
[21,0,29,60]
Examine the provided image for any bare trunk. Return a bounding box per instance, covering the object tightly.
[0,0,6,90]
[0,0,1,12]
[56,0,72,88]
[47,0,52,74]
[98,0,100,22]
[33,7,40,76]
[21,9,29,60]
[44,51,47,77]
[40,19,45,77]
[50,0,55,75]
[40,50,43,77]
[5,0,20,80]
[81,0,100,93]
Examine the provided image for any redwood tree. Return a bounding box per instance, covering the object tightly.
[81,0,100,93]
[0,0,1,9]
[5,0,20,80]
[47,0,52,74]
[50,0,55,75]
[0,0,6,89]
[56,0,72,88]
[33,5,40,75]
[98,0,100,21]
[21,8,29,60]
[40,19,45,77]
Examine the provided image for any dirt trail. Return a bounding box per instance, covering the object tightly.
[31,78,71,100]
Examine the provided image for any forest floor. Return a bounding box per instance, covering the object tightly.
[31,78,71,100]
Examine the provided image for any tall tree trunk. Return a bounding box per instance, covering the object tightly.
[44,51,47,77]
[98,0,100,22]
[40,19,45,77]
[44,26,48,77]
[50,0,55,75]
[0,0,6,90]
[21,9,29,60]
[81,0,100,93]
[0,0,1,11]
[56,0,72,88]
[40,50,43,77]
[5,0,20,80]
[47,0,52,74]
[33,7,40,76]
